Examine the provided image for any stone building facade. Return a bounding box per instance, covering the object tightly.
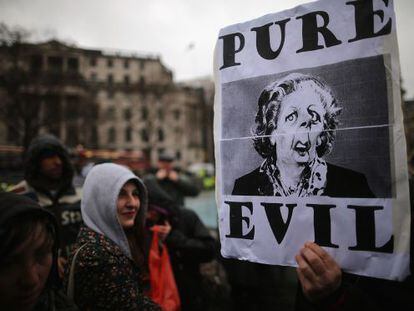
[0,40,209,168]
[0,40,98,149]
[180,77,215,164]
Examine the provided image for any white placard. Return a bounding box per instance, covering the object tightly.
[214,0,410,280]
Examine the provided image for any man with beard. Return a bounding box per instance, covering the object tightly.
[232,72,374,198]
[10,134,82,274]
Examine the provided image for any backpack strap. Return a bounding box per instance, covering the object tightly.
[67,243,88,300]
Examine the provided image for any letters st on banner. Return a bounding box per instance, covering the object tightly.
[214,0,411,280]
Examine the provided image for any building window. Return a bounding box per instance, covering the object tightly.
[90,73,97,81]
[124,59,129,69]
[90,58,97,66]
[140,76,145,86]
[106,107,115,120]
[108,127,116,144]
[107,58,113,67]
[173,109,180,120]
[158,128,164,142]
[67,58,79,72]
[176,150,181,160]
[124,75,130,85]
[66,125,78,147]
[124,108,132,121]
[125,126,132,142]
[66,96,79,120]
[44,95,61,136]
[30,55,42,72]
[140,60,145,70]
[107,74,113,85]
[141,129,149,142]
[7,124,19,143]
[157,109,164,121]
[48,56,63,72]
[141,106,148,120]
[91,127,98,147]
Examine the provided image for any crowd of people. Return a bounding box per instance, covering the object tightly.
[1,133,414,310]
[1,134,223,311]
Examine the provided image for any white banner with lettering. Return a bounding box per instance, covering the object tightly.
[214,0,410,280]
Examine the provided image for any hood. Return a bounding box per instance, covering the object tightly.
[24,134,74,195]
[81,163,148,259]
[0,192,59,288]
[144,175,179,214]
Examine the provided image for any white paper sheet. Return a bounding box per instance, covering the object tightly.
[214,0,410,281]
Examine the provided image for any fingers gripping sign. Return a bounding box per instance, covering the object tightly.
[295,242,342,302]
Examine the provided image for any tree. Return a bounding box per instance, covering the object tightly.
[0,23,100,151]
[0,23,41,150]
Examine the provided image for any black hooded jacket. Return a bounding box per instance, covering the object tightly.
[9,134,82,257]
[144,177,216,311]
[0,192,78,311]
[24,134,75,201]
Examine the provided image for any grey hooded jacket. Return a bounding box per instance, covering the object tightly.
[65,163,160,311]
[81,162,148,259]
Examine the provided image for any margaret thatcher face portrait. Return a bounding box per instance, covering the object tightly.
[270,83,327,166]
[231,72,375,198]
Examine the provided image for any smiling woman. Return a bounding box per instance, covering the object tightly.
[117,181,141,229]
[232,73,375,198]
[64,163,160,311]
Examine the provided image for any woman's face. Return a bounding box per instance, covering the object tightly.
[0,223,53,311]
[117,181,141,230]
[271,87,325,166]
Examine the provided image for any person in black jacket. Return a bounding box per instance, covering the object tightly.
[144,177,216,311]
[9,134,82,261]
[145,151,201,207]
[232,73,375,198]
[0,192,78,311]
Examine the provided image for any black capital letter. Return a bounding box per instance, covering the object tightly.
[225,201,255,240]
[251,18,290,60]
[262,203,296,243]
[348,205,393,253]
[296,11,342,53]
[347,0,392,42]
[307,204,339,248]
[219,33,245,70]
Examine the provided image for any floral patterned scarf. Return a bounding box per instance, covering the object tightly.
[258,157,328,196]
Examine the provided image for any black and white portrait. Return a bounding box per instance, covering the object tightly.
[221,56,392,198]
[232,72,375,197]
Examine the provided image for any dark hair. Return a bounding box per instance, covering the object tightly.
[124,179,148,269]
[0,211,58,288]
[252,73,341,159]
[1,212,55,256]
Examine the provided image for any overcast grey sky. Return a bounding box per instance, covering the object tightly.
[0,0,413,97]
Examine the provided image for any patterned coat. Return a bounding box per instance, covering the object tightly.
[66,226,160,311]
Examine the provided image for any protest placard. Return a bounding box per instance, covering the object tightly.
[214,0,410,280]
